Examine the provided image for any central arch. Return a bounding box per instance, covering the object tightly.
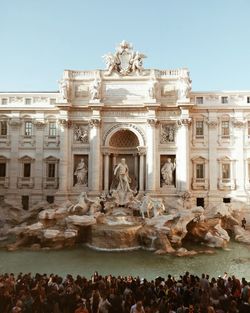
[102,124,146,192]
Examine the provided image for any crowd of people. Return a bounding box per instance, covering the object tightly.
[0,271,249,313]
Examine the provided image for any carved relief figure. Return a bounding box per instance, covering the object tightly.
[74,158,88,186]
[74,125,88,143]
[89,78,101,100]
[148,80,158,99]
[59,79,68,100]
[160,125,175,143]
[161,158,176,185]
[113,158,132,192]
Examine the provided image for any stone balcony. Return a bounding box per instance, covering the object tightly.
[0,177,9,188]
[191,178,209,190]
[44,135,60,147]
[17,177,34,189]
[43,177,59,189]
[218,178,236,191]
[0,135,11,147]
[19,135,36,147]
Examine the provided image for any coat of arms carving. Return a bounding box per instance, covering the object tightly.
[103,40,147,76]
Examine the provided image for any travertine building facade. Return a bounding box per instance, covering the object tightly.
[0,42,250,209]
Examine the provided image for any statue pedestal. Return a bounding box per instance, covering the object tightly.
[159,185,176,194]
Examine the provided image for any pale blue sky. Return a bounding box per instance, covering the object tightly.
[0,0,249,91]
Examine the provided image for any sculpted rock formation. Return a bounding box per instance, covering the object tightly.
[1,193,250,255]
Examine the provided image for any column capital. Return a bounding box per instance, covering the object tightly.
[89,119,101,128]
[206,120,218,128]
[59,119,72,128]
[180,118,192,126]
[147,118,159,127]
[34,120,46,129]
[137,146,146,156]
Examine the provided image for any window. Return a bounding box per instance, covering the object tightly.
[196,97,203,104]
[49,122,56,137]
[221,121,230,137]
[22,195,29,210]
[247,97,250,104]
[196,164,204,179]
[24,121,32,136]
[223,197,231,203]
[47,196,54,204]
[196,198,204,207]
[222,163,230,180]
[23,163,31,177]
[0,121,7,136]
[221,96,228,104]
[195,121,204,137]
[25,98,32,105]
[1,98,7,105]
[50,98,56,105]
[48,163,55,178]
[0,163,6,177]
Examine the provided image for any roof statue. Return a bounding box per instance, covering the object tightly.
[103,40,147,76]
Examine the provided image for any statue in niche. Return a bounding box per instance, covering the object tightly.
[113,158,133,192]
[177,72,192,101]
[160,125,175,143]
[89,78,101,100]
[74,158,88,186]
[58,79,68,100]
[161,158,176,185]
[74,125,88,143]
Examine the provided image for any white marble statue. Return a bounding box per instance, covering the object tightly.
[113,158,133,192]
[102,53,119,75]
[59,79,68,100]
[177,73,191,101]
[130,51,146,75]
[74,158,88,185]
[89,78,101,100]
[161,158,176,185]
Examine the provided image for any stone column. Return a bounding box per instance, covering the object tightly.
[33,121,45,203]
[232,118,245,192]
[112,154,117,170]
[134,153,138,182]
[103,152,110,192]
[176,118,191,192]
[57,119,71,199]
[207,117,219,194]
[146,119,157,191]
[8,118,22,204]
[139,151,145,192]
[89,119,101,192]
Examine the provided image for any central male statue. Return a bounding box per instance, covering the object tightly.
[114,158,133,192]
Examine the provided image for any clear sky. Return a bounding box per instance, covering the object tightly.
[0,0,249,92]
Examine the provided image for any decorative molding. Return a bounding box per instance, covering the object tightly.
[8,119,22,128]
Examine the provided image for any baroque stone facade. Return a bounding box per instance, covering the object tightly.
[1,41,250,209]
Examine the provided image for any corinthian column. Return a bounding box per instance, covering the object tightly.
[176,117,191,192]
[146,119,158,191]
[103,152,110,192]
[89,119,101,192]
